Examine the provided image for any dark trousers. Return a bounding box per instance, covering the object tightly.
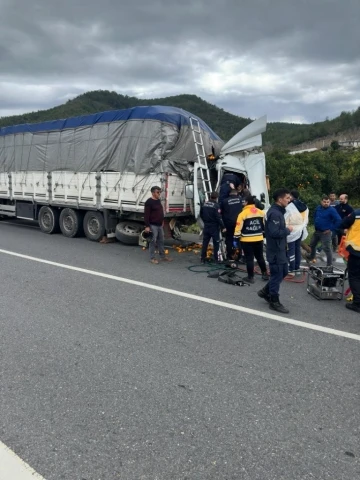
[224,222,236,259]
[241,241,267,278]
[348,254,360,306]
[201,225,220,261]
[337,230,345,248]
[332,230,338,250]
[263,263,288,297]
[310,231,332,266]
[287,237,302,271]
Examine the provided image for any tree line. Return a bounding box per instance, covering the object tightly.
[266,148,360,214]
[1,90,359,147]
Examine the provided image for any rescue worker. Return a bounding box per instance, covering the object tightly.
[233,194,268,283]
[341,208,360,313]
[200,192,226,263]
[218,171,241,207]
[258,188,293,314]
[242,188,265,210]
[221,189,243,259]
[286,190,309,276]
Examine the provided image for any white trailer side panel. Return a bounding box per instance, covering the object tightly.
[0,173,10,198]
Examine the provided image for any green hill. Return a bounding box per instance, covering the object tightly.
[1,90,360,147]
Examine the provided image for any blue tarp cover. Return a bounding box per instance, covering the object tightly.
[0,105,220,140]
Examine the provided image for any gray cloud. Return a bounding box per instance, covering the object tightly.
[0,0,359,124]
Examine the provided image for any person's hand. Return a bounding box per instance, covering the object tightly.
[145,226,151,233]
[287,225,294,232]
[222,228,227,233]
[229,183,235,189]
[323,229,330,234]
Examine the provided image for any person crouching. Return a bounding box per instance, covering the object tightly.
[233,194,268,283]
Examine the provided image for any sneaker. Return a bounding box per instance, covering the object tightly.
[261,273,269,281]
[150,259,159,264]
[161,256,173,262]
[295,271,302,277]
[345,303,360,313]
[269,302,289,314]
[243,276,255,284]
[287,272,295,278]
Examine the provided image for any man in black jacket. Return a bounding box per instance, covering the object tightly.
[218,171,241,207]
[335,194,354,247]
[258,188,293,313]
[221,189,243,258]
[200,192,226,263]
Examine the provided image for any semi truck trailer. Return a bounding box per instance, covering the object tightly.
[0,105,268,244]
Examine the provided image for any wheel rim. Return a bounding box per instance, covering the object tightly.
[63,215,74,232]
[122,224,141,235]
[88,217,100,235]
[42,211,53,229]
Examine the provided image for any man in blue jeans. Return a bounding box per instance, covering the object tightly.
[306,195,342,266]
[144,186,173,264]
[258,188,293,314]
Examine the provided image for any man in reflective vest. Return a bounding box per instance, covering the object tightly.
[233,194,268,284]
[341,208,360,313]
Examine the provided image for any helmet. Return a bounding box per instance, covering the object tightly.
[141,230,153,242]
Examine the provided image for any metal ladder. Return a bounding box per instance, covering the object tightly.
[190,117,212,201]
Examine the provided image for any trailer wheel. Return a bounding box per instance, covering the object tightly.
[83,211,105,242]
[59,208,84,238]
[115,221,142,245]
[38,206,60,234]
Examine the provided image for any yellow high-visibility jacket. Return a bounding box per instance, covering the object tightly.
[234,204,265,242]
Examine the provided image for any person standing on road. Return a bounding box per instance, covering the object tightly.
[286,190,309,276]
[329,192,340,251]
[258,188,293,314]
[200,192,226,263]
[144,186,172,264]
[335,194,354,247]
[221,189,243,259]
[306,195,342,266]
[341,208,360,313]
[233,194,268,283]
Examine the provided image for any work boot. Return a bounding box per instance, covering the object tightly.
[257,287,270,303]
[269,295,289,314]
[345,303,360,313]
[261,272,269,281]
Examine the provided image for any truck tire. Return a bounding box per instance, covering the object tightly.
[38,206,60,234]
[59,208,84,238]
[83,211,105,242]
[115,221,142,245]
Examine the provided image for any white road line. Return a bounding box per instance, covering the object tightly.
[0,441,45,480]
[1,247,359,342]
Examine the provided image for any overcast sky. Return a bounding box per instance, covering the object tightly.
[0,0,359,124]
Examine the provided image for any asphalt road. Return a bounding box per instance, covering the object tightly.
[0,219,359,480]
